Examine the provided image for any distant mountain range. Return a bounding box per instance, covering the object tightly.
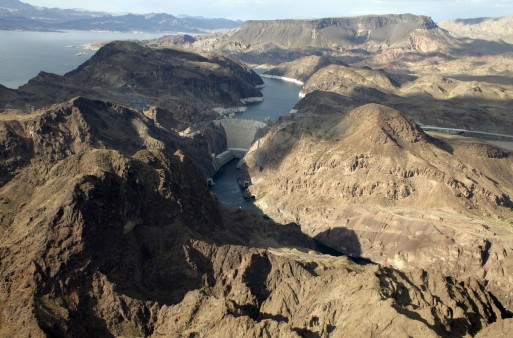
[439,15,513,44]
[0,0,242,33]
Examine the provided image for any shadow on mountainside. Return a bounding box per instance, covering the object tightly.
[25,150,340,336]
[314,227,373,266]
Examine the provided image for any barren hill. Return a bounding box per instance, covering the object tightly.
[301,64,399,95]
[291,64,513,134]
[439,15,513,44]
[244,98,513,309]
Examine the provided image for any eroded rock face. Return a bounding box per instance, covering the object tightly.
[0,96,509,337]
[245,101,513,309]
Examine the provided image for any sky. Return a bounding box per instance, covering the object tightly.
[24,0,513,22]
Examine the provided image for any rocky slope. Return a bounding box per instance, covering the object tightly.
[147,14,460,65]
[439,16,513,44]
[301,64,400,96]
[0,96,226,181]
[244,99,513,310]
[2,40,263,124]
[0,95,511,337]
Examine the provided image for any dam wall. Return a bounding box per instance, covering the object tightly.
[213,119,267,150]
[208,119,267,184]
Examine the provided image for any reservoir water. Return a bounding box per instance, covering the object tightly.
[210,71,302,209]
[236,72,303,121]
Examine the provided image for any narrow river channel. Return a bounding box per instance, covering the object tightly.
[210,71,302,210]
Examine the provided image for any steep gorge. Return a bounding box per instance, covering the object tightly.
[0,94,511,336]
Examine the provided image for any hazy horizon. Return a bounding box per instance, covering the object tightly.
[22,0,513,22]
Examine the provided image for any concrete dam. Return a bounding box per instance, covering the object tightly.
[211,118,267,171]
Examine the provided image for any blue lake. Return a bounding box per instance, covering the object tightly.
[238,71,302,121]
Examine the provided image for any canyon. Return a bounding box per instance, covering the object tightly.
[1,12,513,337]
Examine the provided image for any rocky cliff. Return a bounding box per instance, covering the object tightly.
[244,99,513,310]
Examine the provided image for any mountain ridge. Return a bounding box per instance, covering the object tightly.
[149,13,461,65]
[439,15,513,44]
[0,0,242,32]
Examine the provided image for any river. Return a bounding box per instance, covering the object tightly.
[210,71,302,210]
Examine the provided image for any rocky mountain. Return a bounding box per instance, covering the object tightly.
[264,61,513,134]
[0,95,512,337]
[439,15,513,44]
[0,0,241,33]
[2,40,263,123]
[0,84,21,106]
[0,97,227,181]
[243,97,513,311]
[149,14,460,65]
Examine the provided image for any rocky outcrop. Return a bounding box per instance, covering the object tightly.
[244,101,513,309]
[5,41,263,124]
